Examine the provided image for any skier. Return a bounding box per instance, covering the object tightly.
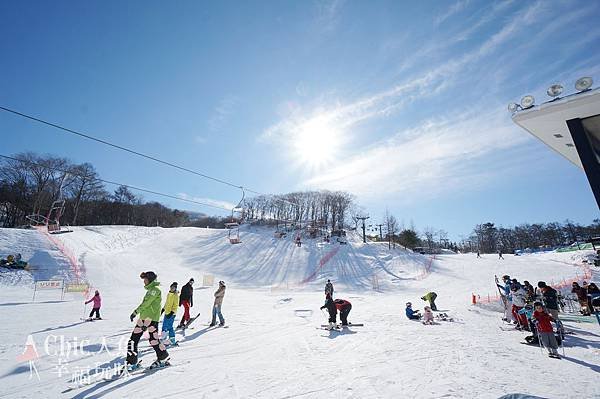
[476,250,481,258]
[497,275,513,322]
[177,278,194,329]
[320,293,337,330]
[532,302,560,358]
[422,306,434,325]
[209,280,226,327]
[421,291,438,311]
[537,281,560,320]
[334,298,352,326]
[325,279,334,298]
[571,282,589,315]
[405,302,421,320]
[161,282,179,346]
[85,290,102,320]
[510,285,528,330]
[127,271,169,370]
[295,235,302,247]
[519,304,538,345]
[498,250,504,260]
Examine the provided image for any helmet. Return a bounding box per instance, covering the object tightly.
[406,302,412,307]
[219,280,225,286]
[140,271,157,282]
[502,275,510,280]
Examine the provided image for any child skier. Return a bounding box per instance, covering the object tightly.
[405,302,421,320]
[334,298,352,326]
[161,282,179,346]
[497,275,513,322]
[519,304,538,345]
[422,306,434,325]
[421,292,438,311]
[510,285,528,330]
[320,293,337,329]
[532,302,560,359]
[177,278,194,329]
[127,271,169,370]
[209,280,226,327]
[537,281,560,320]
[85,290,102,320]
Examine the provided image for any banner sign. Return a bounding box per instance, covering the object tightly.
[203,275,214,287]
[35,280,64,290]
[65,283,90,293]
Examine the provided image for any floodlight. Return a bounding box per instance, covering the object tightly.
[546,84,563,98]
[508,103,519,112]
[520,95,535,109]
[575,77,593,91]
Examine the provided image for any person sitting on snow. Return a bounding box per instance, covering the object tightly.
[421,292,438,311]
[422,306,435,325]
[320,293,337,329]
[405,302,421,320]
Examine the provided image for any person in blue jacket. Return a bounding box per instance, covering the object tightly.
[405,302,421,320]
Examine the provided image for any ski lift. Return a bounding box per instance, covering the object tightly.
[226,187,245,244]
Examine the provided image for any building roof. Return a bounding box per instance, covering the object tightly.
[511,87,600,169]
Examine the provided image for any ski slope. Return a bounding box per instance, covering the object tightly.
[0,226,599,399]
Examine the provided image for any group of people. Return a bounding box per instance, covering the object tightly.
[405,291,438,324]
[570,281,600,316]
[86,271,228,371]
[0,253,28,269]
[496,274,600,359]
[320,279,353,329]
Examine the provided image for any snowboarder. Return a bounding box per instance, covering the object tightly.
[422,306,434,325]
[127,271,169,370]
[421,292,438,311]
[320,293,337,329]
[532,302,560,358]
[571,282,589,315]
[161,282,179,346]
[405,302,421,320]
[209,280,226,327]
[177,278,194,329]
[334,298,352,326]
[325,279,334,298]
[85,290,102,320]
[537,281,560,320]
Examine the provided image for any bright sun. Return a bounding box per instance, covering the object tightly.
[294,116,340,168]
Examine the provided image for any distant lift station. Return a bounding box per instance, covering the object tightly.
[510,78,600,210]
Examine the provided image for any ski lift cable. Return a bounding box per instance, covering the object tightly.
[0,154,231,211]
[0,106,299,210]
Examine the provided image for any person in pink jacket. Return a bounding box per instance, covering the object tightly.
[85,290,102,320]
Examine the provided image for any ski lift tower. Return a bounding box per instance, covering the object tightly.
[509,77,600,210]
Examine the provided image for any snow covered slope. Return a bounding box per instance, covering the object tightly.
[0,226,599,399]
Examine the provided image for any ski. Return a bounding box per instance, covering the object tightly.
[320,323,363,327]
[176,312,201,330]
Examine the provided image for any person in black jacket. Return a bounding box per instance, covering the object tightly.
[537,281,559,320]
[320,293,337,329]
[177,278,194,328]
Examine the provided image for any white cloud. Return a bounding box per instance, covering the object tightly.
[207,96,239,133]
[434,0,470,26]
[178,193,236,210]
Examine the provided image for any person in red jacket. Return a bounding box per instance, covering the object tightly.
[334,298,352,326]
[532,302,560,358]
[85,290,102,320]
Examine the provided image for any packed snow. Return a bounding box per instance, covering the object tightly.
[0,226,599,399]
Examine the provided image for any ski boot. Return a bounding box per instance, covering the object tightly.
[127,361,142,373]
[327,322,336,330]
[169,337,179,347]
[209,322,216,327]
[149,357,171,370]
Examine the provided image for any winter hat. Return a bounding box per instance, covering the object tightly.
[219,280,225,286]
[537,281,547,288]
[189,278,195,283]
[170,282,178,289]
[140,271,157,282]
[406,302,412,307]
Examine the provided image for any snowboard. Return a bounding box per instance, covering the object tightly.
[177,312,201,330]
[320,323,364,328]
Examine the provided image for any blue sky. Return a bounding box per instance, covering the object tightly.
[1,0,599,240]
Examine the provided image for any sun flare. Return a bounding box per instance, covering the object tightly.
[294,116,340,168]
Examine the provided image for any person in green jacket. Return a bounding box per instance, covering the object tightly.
[421,291,438,311]
[126,271,169,370]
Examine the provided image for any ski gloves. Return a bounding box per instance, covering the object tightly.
[130,311,137,322]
